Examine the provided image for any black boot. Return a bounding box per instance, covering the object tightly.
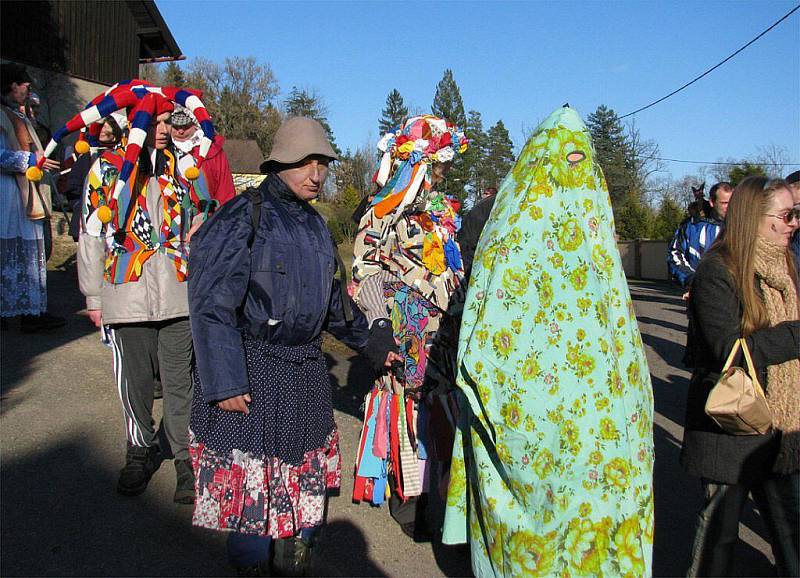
[116,445,160,496]
[173,458,195,504]
[272,536,312,577]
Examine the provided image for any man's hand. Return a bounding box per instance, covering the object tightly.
[384,351,403,367]
[88,309,103,328]
[35,152,60,172]
[217,393,252,414]
[185,214,205,244]
[682,291,691,301]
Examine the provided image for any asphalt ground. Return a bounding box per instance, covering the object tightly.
[1,255,778,577]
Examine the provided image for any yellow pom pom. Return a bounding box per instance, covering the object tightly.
[96,205,113,224]
[75,140,90,155]
[26,166,43,182]
[184,166,200,180]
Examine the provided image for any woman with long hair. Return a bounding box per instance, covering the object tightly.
[681,176,800,577]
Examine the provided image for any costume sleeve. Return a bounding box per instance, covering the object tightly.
[0,146,33,173]
[188,196,253,403]
[326,271,370,352]
[667,220,694,289]
[77,156,109,311]
[210,149,236,206]
[691,261,800,376]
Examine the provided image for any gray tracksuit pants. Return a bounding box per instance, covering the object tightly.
[108,318,193,460]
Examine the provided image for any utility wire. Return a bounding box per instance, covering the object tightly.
[650,156,800,166]
[620,4,800,119]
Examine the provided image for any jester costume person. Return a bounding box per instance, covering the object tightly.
[351,115,468,536]
[442,106,654,577]
[35,80,230,503]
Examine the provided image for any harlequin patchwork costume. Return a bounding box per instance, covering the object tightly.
[39,80,232,502]
[441,106,654,577]
[351,115,468,537]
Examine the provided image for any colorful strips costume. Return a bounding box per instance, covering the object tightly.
[351,115,468,508]
[441,106,654,577]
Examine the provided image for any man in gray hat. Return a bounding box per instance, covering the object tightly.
[187,116,400,576]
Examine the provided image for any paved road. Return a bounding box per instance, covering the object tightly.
[1,260,777,577]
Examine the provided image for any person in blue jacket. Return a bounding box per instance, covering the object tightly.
[187,117,400,577]
[667,181,733,298]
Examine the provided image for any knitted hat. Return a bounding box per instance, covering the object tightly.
[261,116,338,172]
[27,81,215,187]
[171,104,196,128]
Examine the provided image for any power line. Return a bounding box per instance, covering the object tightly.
[650,156,800,166]
[620,4,800,119]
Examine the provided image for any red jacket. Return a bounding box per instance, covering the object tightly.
[194,135,236,206]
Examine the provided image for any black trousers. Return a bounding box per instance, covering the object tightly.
[687,473,799,577]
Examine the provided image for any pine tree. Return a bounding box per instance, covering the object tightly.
[284,86,340,155]
[483,120,515,192]
[378,89,408,135]
[651,196,685,241]
[163,61,185,87]
[728,162,767,186]
[586,105,632,208]
[463,109,487,203]
[431,69,468,200]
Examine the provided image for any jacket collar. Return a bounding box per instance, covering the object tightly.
[263,173,313,221]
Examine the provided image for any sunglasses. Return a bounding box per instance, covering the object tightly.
[765,207,800,224]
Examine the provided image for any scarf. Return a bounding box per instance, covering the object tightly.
[753,237,800,473]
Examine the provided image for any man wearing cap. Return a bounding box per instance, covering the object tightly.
[188,116,400,576]
[78,99,200,503]
[0,62,64,332]
[170,104,235,213]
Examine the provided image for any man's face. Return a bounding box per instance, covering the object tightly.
[171,123,197,143]
[711,188,733,219]
[9,82,30,106]
[276,156,330,201]
[145,112,172,150]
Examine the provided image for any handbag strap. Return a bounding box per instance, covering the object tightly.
[722,338,742,372]
[738,338,767,395]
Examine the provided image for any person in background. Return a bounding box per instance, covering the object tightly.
[681,176,799,577]
[786,170,800,270]
[0,62,64,332]
[668,181,733,299]
[188,117,399,577]
[63,117,124,241]
[170,104,235,209]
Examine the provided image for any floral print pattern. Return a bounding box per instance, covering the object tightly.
[442,107,654,578]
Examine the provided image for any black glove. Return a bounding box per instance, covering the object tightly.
[361,318,399,372]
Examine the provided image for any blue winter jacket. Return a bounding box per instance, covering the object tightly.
[667,214,724,289]
[188,174,371,402]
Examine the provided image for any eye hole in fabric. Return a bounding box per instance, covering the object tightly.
[566,150,586,165]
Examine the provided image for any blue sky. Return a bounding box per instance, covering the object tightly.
[157,0,800,180]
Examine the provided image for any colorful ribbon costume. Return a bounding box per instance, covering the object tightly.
[352,115,468,507]
[441,106,654,577]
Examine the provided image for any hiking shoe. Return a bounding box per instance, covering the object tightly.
[20,312,65,333]
[116,445,160,496]
[272,537,312,577]
[173,458,195,504]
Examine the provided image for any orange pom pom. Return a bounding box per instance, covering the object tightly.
[26,166,43,182]
[96,205,113,224]
[75,140,90,155]
[184,166,200,180]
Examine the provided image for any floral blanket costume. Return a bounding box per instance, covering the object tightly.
[442,106,654,578]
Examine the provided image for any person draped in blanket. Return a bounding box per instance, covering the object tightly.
[442,106,655,578]
[351,115,469,541]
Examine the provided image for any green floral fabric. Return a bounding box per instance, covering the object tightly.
[442,107,654,578]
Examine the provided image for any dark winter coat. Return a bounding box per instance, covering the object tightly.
[188,174,392,403]
[680,252,800,484]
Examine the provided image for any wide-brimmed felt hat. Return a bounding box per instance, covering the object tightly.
[261,116,338,173]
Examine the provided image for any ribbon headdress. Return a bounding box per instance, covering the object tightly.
[369,115,468,219]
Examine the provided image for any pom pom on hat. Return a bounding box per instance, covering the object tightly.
[26,166,43,182]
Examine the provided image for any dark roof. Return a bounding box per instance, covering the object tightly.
[126,0,183,61]
[224,139,264,174]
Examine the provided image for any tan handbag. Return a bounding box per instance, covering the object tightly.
[705,338,772,435]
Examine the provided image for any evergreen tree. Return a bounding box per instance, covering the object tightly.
[615,197,653,240]
[463,109,487,203]
[163,61,185,87]
[728,162,767,187]
[651,196,685,241]
[284,86,340,155]
[378,89,408,134]
[483,120,515,192]
[431,69,468,200]
[586,105,632,207]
